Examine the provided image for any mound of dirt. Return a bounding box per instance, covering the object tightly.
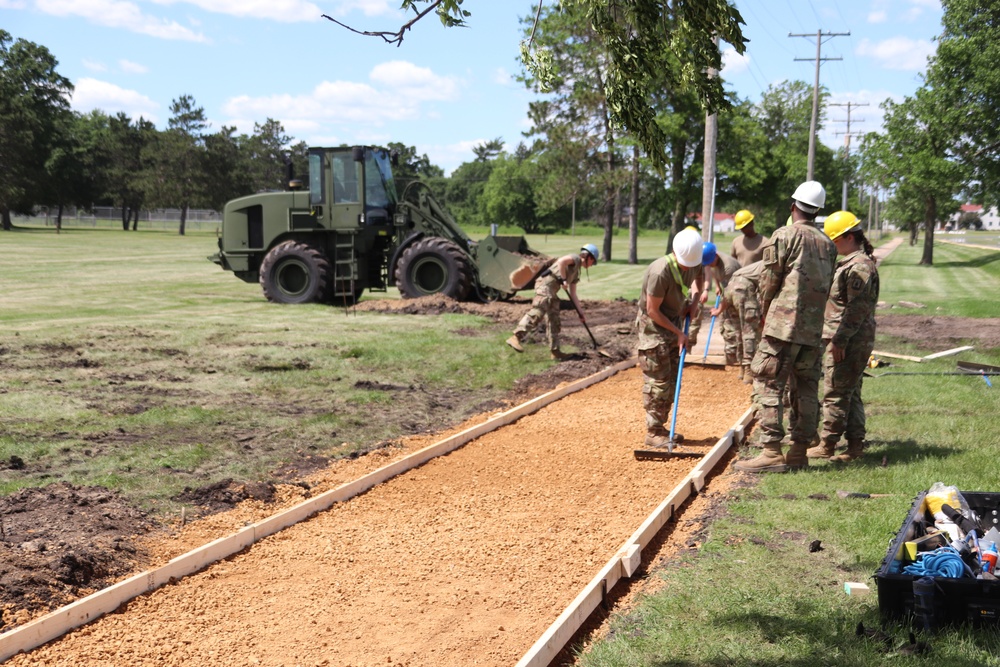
[0,482,153,630]
[876,314,1000,351]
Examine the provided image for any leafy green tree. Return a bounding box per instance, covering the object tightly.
[862,90,964,265]
[330,1,747,175]
[444,142,501,227]
[0,31,73,230]
[105,112,156,230]
[147,95,208,235]
[481,153,543,232]
[244,118,293,193]
[386,142,444,194]
[203,126,253,212]
[40,111,107,231]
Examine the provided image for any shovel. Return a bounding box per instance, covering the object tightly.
[635,315,701,460]
[564,290,612,358]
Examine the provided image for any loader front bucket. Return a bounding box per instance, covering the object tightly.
[475,235,551,296]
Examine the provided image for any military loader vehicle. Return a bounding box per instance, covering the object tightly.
[209,145,550,305]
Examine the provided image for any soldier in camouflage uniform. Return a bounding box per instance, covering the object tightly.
[507,244,598,360]
[711,259,763,383]
[702,243,743,365]
[636,228,705,449]
[806,211,880,463]
[735,181,837,473]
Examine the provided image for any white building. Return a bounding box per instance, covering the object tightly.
[950,204,1000,230]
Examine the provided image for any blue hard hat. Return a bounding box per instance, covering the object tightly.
[702,242,717,266]
[581,244,599,262]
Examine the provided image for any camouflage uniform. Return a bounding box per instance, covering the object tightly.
[820,250,880,449]
[720,260,763,373]
[731,233,768,267]
[636,255,702,437]
[512,254,582,352]
[750,221,836,465]
[710,254,743,364]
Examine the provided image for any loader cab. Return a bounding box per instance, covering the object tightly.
[308,146,397,229]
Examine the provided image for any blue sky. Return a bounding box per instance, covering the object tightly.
[2,0,942,175]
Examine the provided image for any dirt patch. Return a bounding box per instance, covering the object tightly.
[876,314,1000,351]
[0,483,153,631]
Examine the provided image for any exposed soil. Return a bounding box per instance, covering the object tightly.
[875,314,1000,351]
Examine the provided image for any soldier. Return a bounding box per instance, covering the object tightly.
[506,244,599,360]
[734,181,837,473]
[807,211,880,463]
[701,241,742,364]
[730,209,768,266]
[636,228,705,449]
[710,259,763,383]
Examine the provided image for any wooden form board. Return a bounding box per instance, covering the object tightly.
[514,405,756,667]
[0,358,637,662]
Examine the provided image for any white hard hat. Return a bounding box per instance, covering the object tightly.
[672,228,704,268]
[791,180,826,213]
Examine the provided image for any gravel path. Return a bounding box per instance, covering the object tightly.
[9,365,749,667]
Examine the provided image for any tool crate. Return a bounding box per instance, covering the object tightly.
[876,490,1000,625]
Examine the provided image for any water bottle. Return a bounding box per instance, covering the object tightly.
[983,541,999,574]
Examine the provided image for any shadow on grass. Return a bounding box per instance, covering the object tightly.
[862,439,958,466]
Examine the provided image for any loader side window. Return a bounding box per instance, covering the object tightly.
[332,154,360,205]
[308,153,325,206]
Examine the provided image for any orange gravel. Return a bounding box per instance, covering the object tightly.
[8,365,750,667]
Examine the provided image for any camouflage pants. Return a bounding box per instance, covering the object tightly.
[751,336,822,447]
[514,293,561,350]
[820,333,875,445]
[638,339,680,435]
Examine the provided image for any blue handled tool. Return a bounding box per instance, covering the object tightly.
[667,315,692,450]
[702,294,721,362]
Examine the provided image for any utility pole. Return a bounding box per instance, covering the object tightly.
[701,35,719,245]
[832,101,869,209]
[790,30,849,181]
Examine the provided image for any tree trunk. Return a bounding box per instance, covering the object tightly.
[56,203,63,234]
[1,207,11,231]
[179,205,188,236]
[909,222,918,246]
[628,145,639,265]
[121,206,130,231]
[920,196,936,265]
[131,208,139,231]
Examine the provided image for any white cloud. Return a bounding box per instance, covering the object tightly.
[119,59,148,74]
[0,0,28,8]
[149,0,323,23]
[855,37,935,71]
[321,0,397,18]
[426,140,484,176]
[83,59,107,72]
[494,67,513,86]
[369,61,459,101]
[721,47,749,77]
[867,10,887,23]
[70,78,160,122]
[36,0,208,41]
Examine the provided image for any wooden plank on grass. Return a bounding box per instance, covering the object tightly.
[872,350,923,362]
[922,345,974,360]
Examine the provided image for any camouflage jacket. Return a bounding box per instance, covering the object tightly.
[637,254,702,350]
[723,260,763,309]
[536,254,582,298]
[711,253,742,291]
[823,250,880,347]
[759,221,837,346]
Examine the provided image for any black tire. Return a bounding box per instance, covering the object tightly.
[259,240,332,304]
[394,237,473,300]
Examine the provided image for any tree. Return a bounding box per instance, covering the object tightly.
[203,126,253,212]
[104,112,155,230]
[0,31,73,230]
[40,111,107,232]
[244,118,293,193]
[861,91,964,265]
[386,142,444,194]
[149,95,208,235]
[324,1,747,175]
[481,153,544,232]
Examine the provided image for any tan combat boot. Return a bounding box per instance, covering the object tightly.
[506,335,523,352]
[784,442,809,470]
[742,365,753,384]
[550,349,572,361]
[734,443,787,473]
[806,436,834,459]
[830,439,864,463]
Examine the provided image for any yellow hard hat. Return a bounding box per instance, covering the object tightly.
[734,210,754,229]
[824,210,861,240]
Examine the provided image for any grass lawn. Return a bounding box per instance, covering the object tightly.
[577,240,1000,666]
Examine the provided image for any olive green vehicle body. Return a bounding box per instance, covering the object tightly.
[209,145,549,305]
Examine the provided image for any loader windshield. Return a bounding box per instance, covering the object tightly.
[365,149,397,210]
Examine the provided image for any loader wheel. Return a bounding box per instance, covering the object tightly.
[259,241,332,304]
[395,237,473,300]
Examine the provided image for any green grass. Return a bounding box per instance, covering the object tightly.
[0,225,554,510]
[577,238,1000,666]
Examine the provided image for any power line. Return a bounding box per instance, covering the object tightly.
[831,101,869,209]
[790,29,850,180]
